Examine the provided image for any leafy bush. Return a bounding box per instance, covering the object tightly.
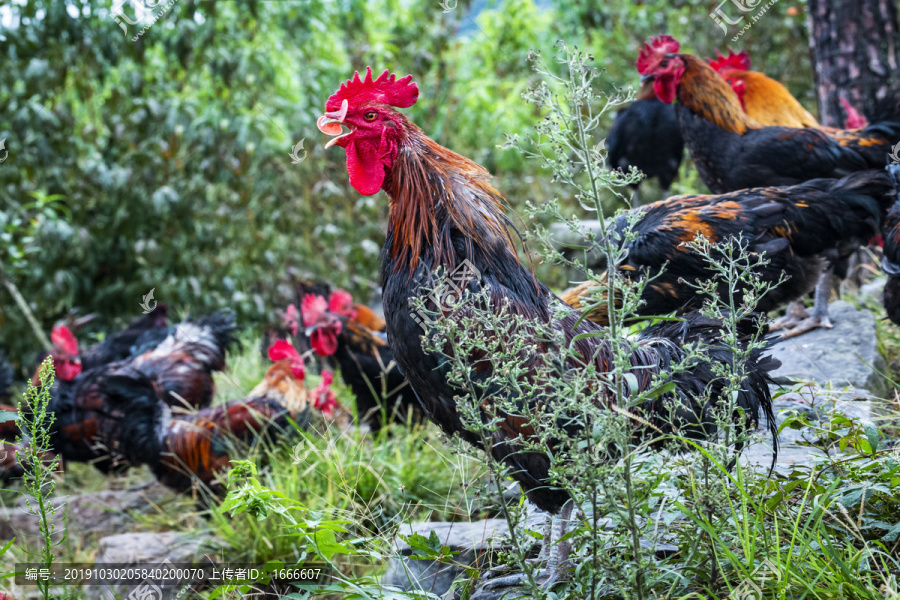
[0,0,814,368]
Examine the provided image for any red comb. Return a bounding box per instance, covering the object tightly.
[636,35,681,75]
[325,67,419,113]
[328,290,357,319]
[301,294,329,327]
[51,325,79,356]
[708,49,751,73]
[268,339,300,362]
[268,339,305,380]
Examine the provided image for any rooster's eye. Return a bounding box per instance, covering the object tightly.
[364,111,378,122]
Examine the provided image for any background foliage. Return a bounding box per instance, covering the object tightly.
[0,0,813,366]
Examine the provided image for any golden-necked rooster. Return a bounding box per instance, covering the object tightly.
[707,49,820,128]
[300,290,420,430]
[637,35,900,194]
[560,169,898,336]
[317,67,779,585]
[638,36,900,332]
[708,49,869,131]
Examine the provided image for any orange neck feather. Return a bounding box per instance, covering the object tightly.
[677,55,760,135]
[353,304,386,332]
[732,71,819,128]
[385,124,518,272]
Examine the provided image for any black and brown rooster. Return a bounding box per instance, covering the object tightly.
[561,169,899,337]
[317,67,779,585]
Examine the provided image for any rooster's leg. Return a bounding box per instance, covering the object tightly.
[536,511,554,561]
[481,501,574,591]
[779,268,835,339]
[539,501,574,588]
[768,300,810,332]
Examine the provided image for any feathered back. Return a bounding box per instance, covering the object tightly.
[132,311,241,369]
[123,310,241,409]
[80,305,170,370]
[48,370,166,473]
[152,396,300,494]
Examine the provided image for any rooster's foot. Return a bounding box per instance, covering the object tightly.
[479,557,573,592]
[479,502,574,592]
[769,301,810,332]
[778,314,834,340]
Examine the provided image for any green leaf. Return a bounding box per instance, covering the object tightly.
[864,425,880,457]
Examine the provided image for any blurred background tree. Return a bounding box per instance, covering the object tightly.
[807,0,900,126]
[0,0,813,367]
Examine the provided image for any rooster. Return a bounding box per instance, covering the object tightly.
[40,313,239,473]
[707,49,820,128]
[638,36,900,333]
[118,341,347,495]
[261,280,386,362]
[39,334,341,492]
[317,67,779,585]
[637,35,900,194]
[560,169,898,337]
[606,78,684,204]
[300,290,419,430]
[114,311,240,409]
[708,49,869,131]
[707,48,881,321]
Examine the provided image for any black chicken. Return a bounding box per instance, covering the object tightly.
[111,367,307,496]
[562,169,899,337]
[41,312,240,473]
[607,78,684,204]
[301,291,419,430]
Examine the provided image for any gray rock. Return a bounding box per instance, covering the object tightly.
[767,301,888,396]
[392,509,665,599]
[742,387,878,475]
[859,278,887,304]
[85,531,225,600]
[383,519,517,597]
[0,481,173,542]
[96,530,224,564]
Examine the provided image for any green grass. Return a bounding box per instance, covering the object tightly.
[5,309,900,599]
[0,333,489,598]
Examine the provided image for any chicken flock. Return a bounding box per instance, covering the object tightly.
[2,32,900,590]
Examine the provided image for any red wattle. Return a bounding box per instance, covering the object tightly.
[345,140,385,196]
[57,360,82,381]
[654,76,677,104]
[311,330,339,356]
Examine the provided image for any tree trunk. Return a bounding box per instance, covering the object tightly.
[807,0,900,127]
